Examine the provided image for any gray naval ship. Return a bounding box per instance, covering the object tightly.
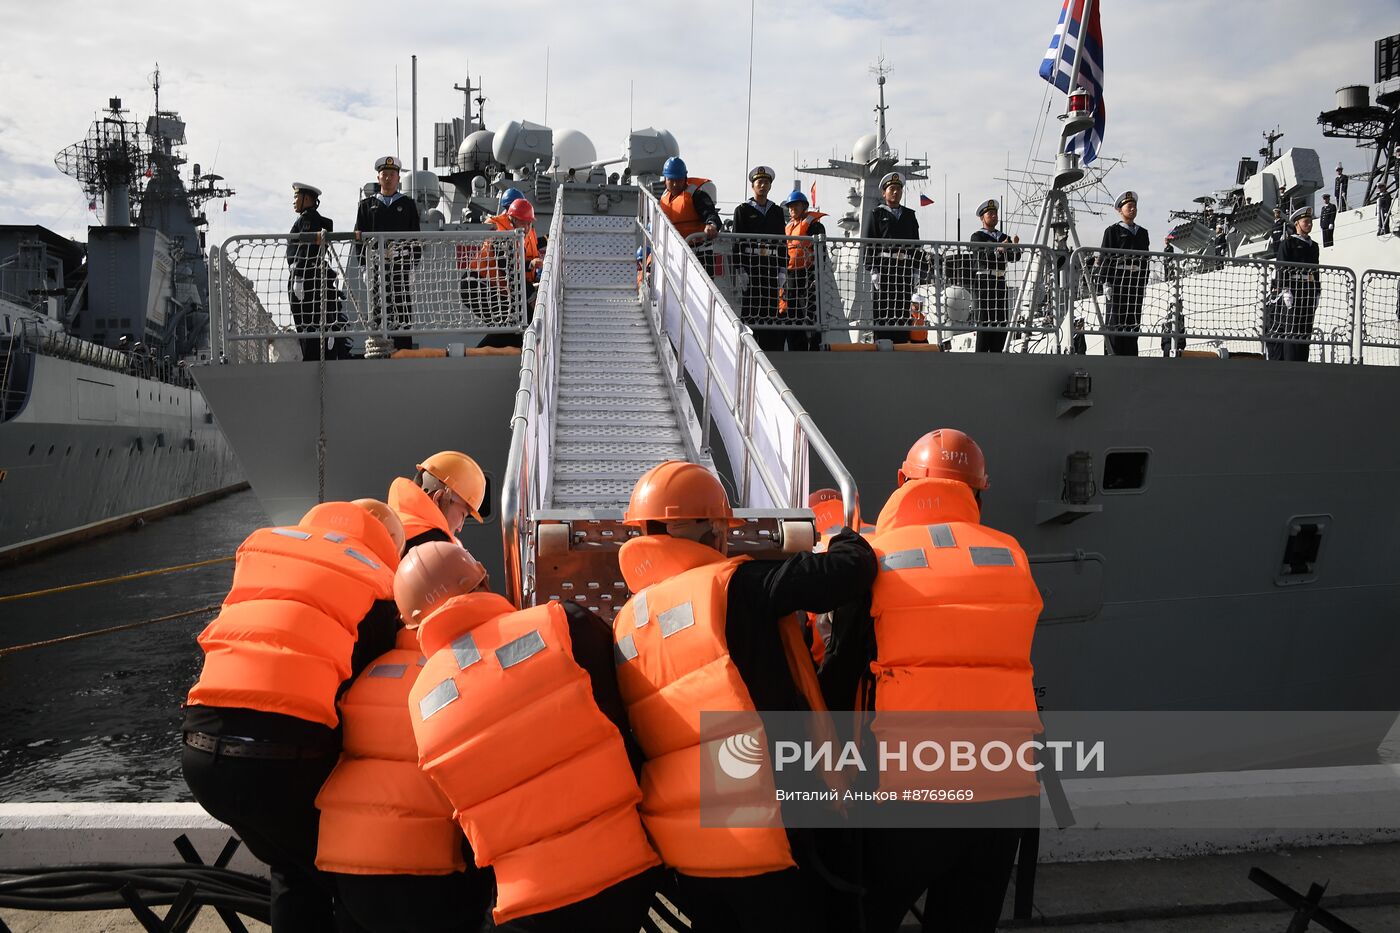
[195,37,1400,771]
[0,75,243,560]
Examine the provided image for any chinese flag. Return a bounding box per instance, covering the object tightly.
[809,182,817,208]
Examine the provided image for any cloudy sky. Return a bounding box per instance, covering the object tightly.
[1,0,1389,246]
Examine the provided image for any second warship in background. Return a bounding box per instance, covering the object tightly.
[195,35,1400,772]
[0,71,244,560]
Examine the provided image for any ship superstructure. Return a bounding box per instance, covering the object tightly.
[0,72,243,559]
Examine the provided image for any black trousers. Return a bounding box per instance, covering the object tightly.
[872,265,916,344]
[1264,289,1317,362]
[372,259,415,350]
[782,266,821,351]
[290,272,339,362]
[1322,225,1334,248]
[741,256,783,351]
[182,742,339,932]
[671,866,827,933]
[861,826,1021,933]
[973,275,1009,353]
[497,866,666,933]
[1104,286,1145,356]
[332,870,493,933]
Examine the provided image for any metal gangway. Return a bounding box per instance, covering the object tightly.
[501,184,860,615]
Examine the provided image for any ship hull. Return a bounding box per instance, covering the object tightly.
[770,349,1400,761]
[192,356,521,580]
[0,352,244,560]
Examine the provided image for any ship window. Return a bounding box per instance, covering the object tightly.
[1277,515,1329,586]
[1102,449,1150,493]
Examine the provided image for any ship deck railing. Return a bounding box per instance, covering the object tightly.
[209,229,528,363]
[692,233,1378,363]
[1,317,195,387]
[1360,269,1400,365]
[1068,247,1358,362]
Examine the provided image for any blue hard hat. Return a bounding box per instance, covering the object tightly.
[636,246,645,261]
[661,157,688,180]
[499,187,525,210]
[783,189,808,207]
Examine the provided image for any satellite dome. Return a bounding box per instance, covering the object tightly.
[552,128,597,172]
[851,133,878,164]
[458,130,496,170]
[405,170,440,212]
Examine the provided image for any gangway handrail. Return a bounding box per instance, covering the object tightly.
[639,191,862,530]
[501,198,566,609]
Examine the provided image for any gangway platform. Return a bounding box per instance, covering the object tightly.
[502,184,860,616]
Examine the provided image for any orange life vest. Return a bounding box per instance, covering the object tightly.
[388,477,456,548]
[659,178,712,238]
[785,211,827,270]
[613,536,795,878]
[186,504,398,728]
[867,479,1043,800]
[316,627,467,876]
[410,593,660,923]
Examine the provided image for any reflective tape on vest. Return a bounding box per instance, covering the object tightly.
[324,532,347,543]
[343,548,380,570]
[615,634,638,664]
[970,546,1015,567]
[419,678,459,721]
[272,528,312,540]
[368,663,407,679]
[633,590,649,626]
[452,634,481,670]
[928,524,957,549]
[659,602,696,638]
[880,548,929,572]
[497,630,546,669]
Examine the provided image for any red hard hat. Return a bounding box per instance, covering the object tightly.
[623,460,743,527]
[898,429,989,490]
[506,198,535,223]
[393,541,487,627]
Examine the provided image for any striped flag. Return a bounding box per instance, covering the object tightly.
[918,194,934,207]
[1039,0,1106,164]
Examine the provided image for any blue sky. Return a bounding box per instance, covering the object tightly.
[0,0,1390,245]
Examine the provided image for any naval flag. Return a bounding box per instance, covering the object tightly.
[1039,0,1107,164]
[918,194,934,207]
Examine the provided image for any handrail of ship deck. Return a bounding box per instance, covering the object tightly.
[638,190,861,529]
[210,229,528,360]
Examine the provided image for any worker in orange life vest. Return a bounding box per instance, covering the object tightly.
[658,157,721,276]
[182,500,404,932]
[611,461,877,932]
[314,543,494,933]
[827,429,1043,933]
[404,541,665,932]
[473,194,542,349]
[387,450,487,554]
[780,188,827,352]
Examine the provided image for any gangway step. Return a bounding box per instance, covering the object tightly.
[555,423,684,441]
[557,396,677,413]
[554,460,678,479]
[554,443,687,461]
[555,410,679,426]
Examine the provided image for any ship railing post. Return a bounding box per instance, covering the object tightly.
[932,243,946,350]
[1063,250,1081,352]
[675,237,690,383]
[1168,254,1184,358]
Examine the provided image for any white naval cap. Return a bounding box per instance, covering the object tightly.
[1290,205,1313,224]
[879,172,905,190]
[292,181,322,197]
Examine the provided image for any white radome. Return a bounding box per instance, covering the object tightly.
[552,128,597,173]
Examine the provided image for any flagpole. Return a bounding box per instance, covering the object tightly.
[1065,0,1094,106]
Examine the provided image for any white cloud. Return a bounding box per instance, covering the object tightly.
[0,0,1389,247]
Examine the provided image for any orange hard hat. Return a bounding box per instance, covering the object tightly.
[506,198,535,223]
[299,501,401,569]
[393,541,487,627]
[898,428,989,490]
[623,460,743,527]
[417,451,486,522]
[352,498,406,556]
